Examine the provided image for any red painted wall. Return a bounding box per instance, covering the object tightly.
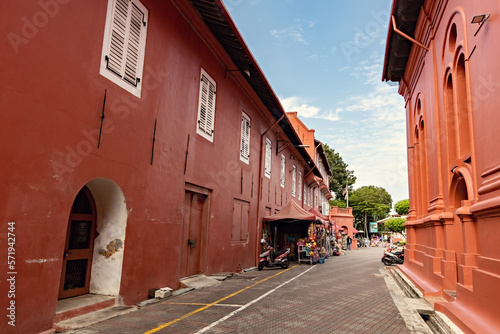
[385,0,500,332]
[0,0,315,332]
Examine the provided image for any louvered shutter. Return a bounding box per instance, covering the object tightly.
[197,70,217,141]
[280,155,286,187]
[292,165,296,196]
[265,138,272,178]
[198,76,208,133]
[240,113,250,163]
[298,171,302,200]
[123,3,144,86]
[101,0,148,97]
[106,0,128,76]
[106,0,145,86]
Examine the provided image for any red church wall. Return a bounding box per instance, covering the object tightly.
[383,0,500,332]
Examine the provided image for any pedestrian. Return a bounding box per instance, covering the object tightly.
[346,235,352,250]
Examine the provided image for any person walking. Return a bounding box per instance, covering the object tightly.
[346,235,352,250]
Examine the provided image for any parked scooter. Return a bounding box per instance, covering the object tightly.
[381,246,404,266]
[258,239,290,270]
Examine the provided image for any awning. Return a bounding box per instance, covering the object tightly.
[305,173,321,187]
[308,208,330,225]
[263,200,316,222]
[352,227,360,234]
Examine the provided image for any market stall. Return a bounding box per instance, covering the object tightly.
[308,208,333,257]
[262,200,332,264]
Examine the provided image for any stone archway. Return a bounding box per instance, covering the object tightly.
[449,168,477,287]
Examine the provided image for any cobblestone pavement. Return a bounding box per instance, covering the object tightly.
[67,247,412,334]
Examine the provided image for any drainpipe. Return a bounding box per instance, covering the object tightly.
[255,114,285,263]
[391,15,429,52]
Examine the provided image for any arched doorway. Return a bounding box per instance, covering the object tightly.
[59,186,97,299]
[58,178,128,300]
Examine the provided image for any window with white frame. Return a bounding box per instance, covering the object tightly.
[264,138,272,178]
[298,171,302,200]
[240,112,251,163]
[292,165,297,197]
[280,154,286,188]
[196,68,217,142]
[100,0,148,98]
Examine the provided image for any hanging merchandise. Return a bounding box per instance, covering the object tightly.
[308,223,316,239]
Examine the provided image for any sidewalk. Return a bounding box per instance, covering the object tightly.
[61,247,459,333]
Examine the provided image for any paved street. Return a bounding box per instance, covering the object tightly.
[66,247,413,334]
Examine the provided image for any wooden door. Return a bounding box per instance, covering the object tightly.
[59,186,97,299]
[182,191,206,277]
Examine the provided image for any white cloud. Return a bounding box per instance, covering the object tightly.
[270,20,316,45]
[321,55,409,203]
[280,97,340,121]
[308,53,328,61]
[271,25,308,44]
[281,96,319,117]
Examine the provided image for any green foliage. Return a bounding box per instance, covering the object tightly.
[383,217,406,234]
[329,199,346,208]
[323,143,356,202]
[394,199,409,215]
[349,185,392,233]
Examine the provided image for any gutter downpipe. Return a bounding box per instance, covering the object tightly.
[255,114,285,263]
[391,15,429,51]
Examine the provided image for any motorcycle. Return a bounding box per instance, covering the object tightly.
[258,239,290,270]
[381,246,404,266]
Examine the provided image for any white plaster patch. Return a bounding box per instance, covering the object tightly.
[87,178,128,296]
[25,258,58,264]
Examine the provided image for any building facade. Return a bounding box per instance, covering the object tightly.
[1,0,325,332]
[383,0,500,332]
[287,112,333,214]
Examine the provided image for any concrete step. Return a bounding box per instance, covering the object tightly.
[180,274,221,289]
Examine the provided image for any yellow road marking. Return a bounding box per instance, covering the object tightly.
[144,265,298,333]
[166,302,242,307]
[166,302,211,306]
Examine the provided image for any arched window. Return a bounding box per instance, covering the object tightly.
[445,73,458,162]
[456,54,471,157]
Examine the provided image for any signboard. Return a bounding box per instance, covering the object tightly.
[370,222,378,233]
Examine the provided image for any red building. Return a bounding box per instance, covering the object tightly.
[1,0,326,332]
[383,0,500,332]
[287,112,333,214]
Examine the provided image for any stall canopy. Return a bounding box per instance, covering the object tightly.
[308,208,330,225]
[352,227,361,233]
[263,200,317,222]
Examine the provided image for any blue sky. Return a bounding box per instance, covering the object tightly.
[223,0,409,205]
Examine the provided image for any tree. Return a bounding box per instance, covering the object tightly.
[329,199,346,208]
[383,217,406,238]
[349,185,392,235]
[394,199,409,215]
[323,143,356,203]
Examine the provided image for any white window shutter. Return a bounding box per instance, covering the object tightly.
[298,171,302,200]
[292,165,296,196]
[123,3,144,86]
[280,155,286,188]
[265,138,272,178]
[199,76,208,133]
[107,0,128,76]
[100,0,148,97]
[240,113,250,163]
[197,69,217,141]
